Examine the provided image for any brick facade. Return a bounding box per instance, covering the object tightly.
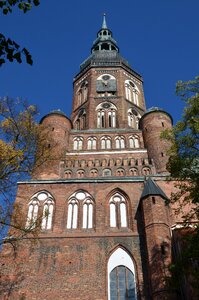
[0,17,186,300]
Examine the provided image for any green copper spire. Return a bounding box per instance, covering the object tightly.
[102,13,107,29]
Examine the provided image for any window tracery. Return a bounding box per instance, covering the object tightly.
[87,137,97,150]
[129,135,139,148]
[101,136,112,149]
[26,191,54,230]
[109,193,127,228]
[77,81,88,106]
[75,109,86,130]
[115,136,125,149]
[128,109,140,129]
[73,137,83,150]
[67,191,94,229]
[125,80,139,106]
[96,102,117,128]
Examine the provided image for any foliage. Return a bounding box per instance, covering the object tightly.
[0,97,52,247]
[0,0,40,66]
[162,76,199,296]
[168,227,199,297]
[162,76,199,220]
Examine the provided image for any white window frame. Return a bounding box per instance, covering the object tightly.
[108,247,137,300]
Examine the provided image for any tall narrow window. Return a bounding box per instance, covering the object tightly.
[67,191,94,230]
[96,103,117,128]
[82,198,94,229]
[125,80,140,106]
[108,248,137,300]
[128,109,140,129]
[26,199,39,228]
[67,199,78,229]
[41,198,54,230]
[77,81,88,106]
[26,191,54,230]
[109,193,127,228]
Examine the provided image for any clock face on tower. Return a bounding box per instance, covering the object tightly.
[96,74,117,92]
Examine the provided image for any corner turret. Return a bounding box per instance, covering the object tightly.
[140,107,173,174]
[33,110,72,179]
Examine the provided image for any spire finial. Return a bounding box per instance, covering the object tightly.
[102,13,107,29]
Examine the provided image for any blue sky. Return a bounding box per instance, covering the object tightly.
[1,0,199,124]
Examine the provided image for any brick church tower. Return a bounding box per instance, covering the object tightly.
[1,16,182,300]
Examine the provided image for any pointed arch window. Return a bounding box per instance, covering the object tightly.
[109,193,127,228]
[75,109,86,130]
[128,109,140,129]
[41,198,54,230]
[129,136,139,148]
[96,102,117,129]
[101,136,111,149]
[67,198,78,229]
[125,80,139,106]
[108,248,137,300]
[77,81,88,106]
[67,191,94,230]
[73,137,83,150]
[115,136,125,149]
[83,198,94,229]
[26,191,54,230]
[87,137,97,150]
[26,199,39,228]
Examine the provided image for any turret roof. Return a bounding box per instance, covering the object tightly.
[140,177,169,201]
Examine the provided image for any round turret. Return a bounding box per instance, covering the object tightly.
[32,110,72,179]
[140,107,173,174]
[40,110,72,158]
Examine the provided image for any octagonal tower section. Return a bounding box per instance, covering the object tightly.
[32,110,72,179]
[140,107,173,174]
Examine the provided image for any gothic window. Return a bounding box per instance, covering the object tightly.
[90,169,98,177]
[67,198,78,229]
[101,136,112,149]
[75,109,86,130]
[73,137,83,150]
[26,191,54,230]
[103,168,112,177]
[77,81,88,106]
[109,193,127,228]
[41,198,54,230]
[116,168,125,176]
[26,199,39,228]
[96,102,117,128]
[125,80,139,106]
[108,248,137,300]
[115,136,125,149]
[129,136,139,148]
[129,168,138,176]
[83,198,94,229]
[128,109,140,129]
[67,191,94,229]
[142,167,151,176]
[87,137,97,150]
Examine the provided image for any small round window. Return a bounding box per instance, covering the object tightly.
[102,75,110,81]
